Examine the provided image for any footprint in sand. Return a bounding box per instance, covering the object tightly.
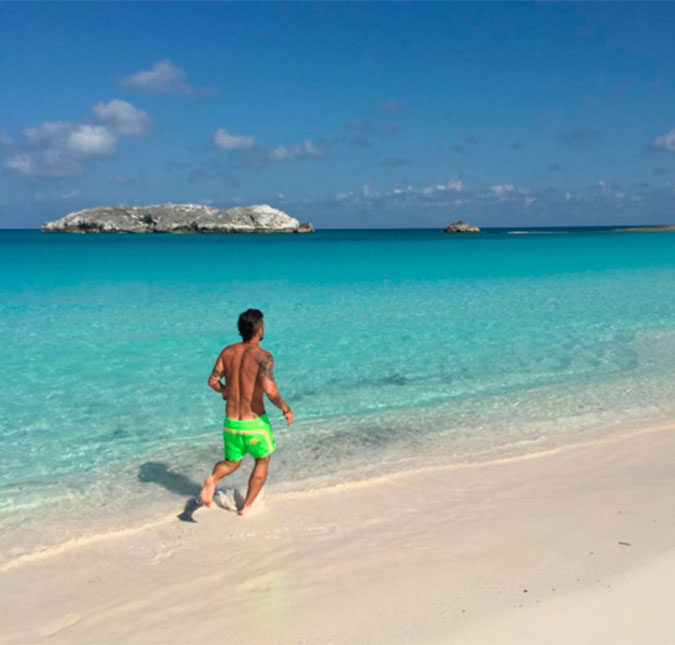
[149,543,176,564]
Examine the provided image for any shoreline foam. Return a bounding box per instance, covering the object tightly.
[2,416,672,571]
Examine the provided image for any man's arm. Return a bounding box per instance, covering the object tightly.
[208,352,227,399]
[259,352,294,425]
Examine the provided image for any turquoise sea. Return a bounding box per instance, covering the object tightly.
[2,227,675,563]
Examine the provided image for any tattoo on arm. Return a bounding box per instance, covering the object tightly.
[259,354,288,412]
[259,356,274,379]
[210,367,224,381]
[209,356,225,392]
[269,392,287,410]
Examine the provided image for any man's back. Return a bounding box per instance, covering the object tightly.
[220,343,270,420]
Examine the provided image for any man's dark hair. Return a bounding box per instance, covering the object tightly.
[238,308,264,341]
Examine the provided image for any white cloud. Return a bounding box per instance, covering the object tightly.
[119,59,193,95]
[16,150,83,178]
[4,100,152,179]
[327,179,547,216]
[68,125,117,155]
[361,184,378,199]
[270,139,323,161]
[24,121,71,145]
[5,120,117,178]
[93,100,152,135]
[332,179,465,208]
[437,179,463,192]
[653,128,675,152]
[297,178,674,225]
[213,128,255,150]
[5,154,34,175]
[490,184,515,196]
[221,135,325,169]
[61,190,81,200]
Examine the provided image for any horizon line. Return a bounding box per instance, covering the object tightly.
[2,223,673,232]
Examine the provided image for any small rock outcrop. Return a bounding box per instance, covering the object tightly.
[297,221,315,233]
[41,203,314,234]
[443,220,481,233]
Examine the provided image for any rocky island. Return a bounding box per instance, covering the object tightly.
[443,220,481,233]
[41,203,315,234]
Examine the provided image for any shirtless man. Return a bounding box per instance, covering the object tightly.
[200,308,294,516]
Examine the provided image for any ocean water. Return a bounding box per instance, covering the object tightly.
[2,227,675,562]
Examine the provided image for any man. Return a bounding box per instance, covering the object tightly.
[200,308,294,516]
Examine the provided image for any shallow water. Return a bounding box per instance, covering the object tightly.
[2,227,675,561]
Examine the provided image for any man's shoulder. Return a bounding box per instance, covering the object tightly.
[220,343,241,360]
[222,343,272,363]
[246,348,272,371]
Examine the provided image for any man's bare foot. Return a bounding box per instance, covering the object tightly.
[238,505,251,517]
[200,475,216,508]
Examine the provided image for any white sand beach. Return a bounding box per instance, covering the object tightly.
[2,422,675,645]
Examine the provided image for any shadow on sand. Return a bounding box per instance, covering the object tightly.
[137,462,245,522]
[137,461,203,523]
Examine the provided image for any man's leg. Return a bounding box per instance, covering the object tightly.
[239,456,270,516]
[200,459,241,507]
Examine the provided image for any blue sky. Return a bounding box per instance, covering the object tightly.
[2,2,675,228]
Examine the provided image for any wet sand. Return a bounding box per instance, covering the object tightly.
[2,422,674,644]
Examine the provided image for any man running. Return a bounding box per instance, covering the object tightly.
[200,308,294,516]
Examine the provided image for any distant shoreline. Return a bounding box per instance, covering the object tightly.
[607,225,675,233]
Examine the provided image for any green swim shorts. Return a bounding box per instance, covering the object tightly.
[223,414,276,461]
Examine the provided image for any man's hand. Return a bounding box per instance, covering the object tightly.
[283,409,294,426]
